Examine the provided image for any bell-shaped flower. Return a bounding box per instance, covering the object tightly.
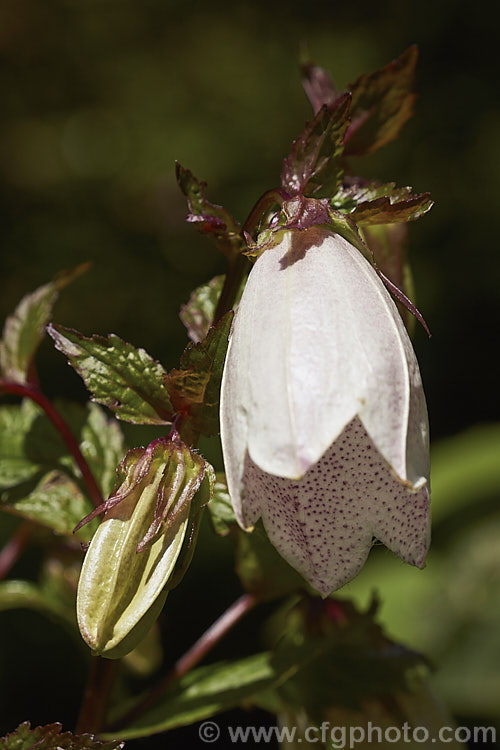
[220,227,430,597]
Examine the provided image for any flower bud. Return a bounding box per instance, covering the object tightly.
[220,227,430,596]
[76,435,206,658]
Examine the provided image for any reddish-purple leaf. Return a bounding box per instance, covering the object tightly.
[344,46,418,156]
[301,60,338,114]
[176,163,243,259]
[281,94,351,199]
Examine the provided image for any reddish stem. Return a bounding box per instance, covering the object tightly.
[0,521,32,581]
[108,592,259,731]
[0,379,103,508]
[76,657,119,733]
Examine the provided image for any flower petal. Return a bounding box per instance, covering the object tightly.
[220,227,429,524]
[242,417,430,596]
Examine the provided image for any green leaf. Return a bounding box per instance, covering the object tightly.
[165,312,233,436]
[1,469,96,541]
[281,95,351,199]
[0,721,124,750]
[207,473,237,536]
[331,181,433,225]
[176,163,243,259]
[269,598,428,716]
[0,549,80,629]
[48,324,174,425]
[344,46,418,156]
[179,275,225,343]
[0,400,60,489]
[105,652,287,739]
[349,192,433,225]
[0,264,89,384]
[79,403,126,497]
[0,399,122,539]
[0,579,71,621]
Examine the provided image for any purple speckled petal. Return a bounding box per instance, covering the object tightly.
[242,417,430,596]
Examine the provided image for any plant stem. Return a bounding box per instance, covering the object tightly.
[0,379,103,508]
[108,592,259,731]
[76,657,119,733]
[212,252,249,325]
[0,521,32,581]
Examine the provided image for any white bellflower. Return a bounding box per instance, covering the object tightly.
[220,227,430,596]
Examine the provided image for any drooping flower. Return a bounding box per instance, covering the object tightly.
[220,226,430,596]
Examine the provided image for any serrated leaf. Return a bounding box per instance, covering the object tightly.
[344,46,418,156]
[0,264,89,384]
[48,324,174,425]
[179,275,225,343]
[331,181,433,225]
[350,193,433,225]
[0,721,124,750]
[207,473,237,536]
[1,469,96,541]
[176,163,243,259]
[79,403,126,496]
[106,652,287,739]
[281,95,351,199]
[165,312,233,436]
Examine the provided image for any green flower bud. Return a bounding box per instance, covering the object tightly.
[76,434,206,658]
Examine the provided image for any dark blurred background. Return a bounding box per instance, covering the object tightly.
[1,0,499,746]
